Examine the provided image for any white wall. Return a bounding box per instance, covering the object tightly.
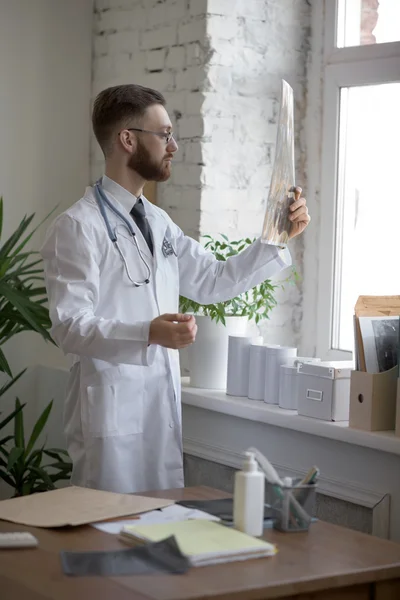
[0,0,93,375]
[0,3,93,493]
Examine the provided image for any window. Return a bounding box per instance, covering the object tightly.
[317,0,400,359]
[337,0,400,47]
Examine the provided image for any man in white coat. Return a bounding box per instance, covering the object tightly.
[41,84,310,494]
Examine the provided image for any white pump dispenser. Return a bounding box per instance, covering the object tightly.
[233,451,265,537]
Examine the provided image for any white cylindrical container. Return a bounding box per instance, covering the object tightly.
[189,315,248,389]
[227,335,262,397]
[264,346,297,405]
[278,365,298,410]
[233,451,265,537]
[248,343,269,400]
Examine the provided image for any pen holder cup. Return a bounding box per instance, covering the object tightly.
[265,479,316,532]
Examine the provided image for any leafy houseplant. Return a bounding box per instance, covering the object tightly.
[0,197,72,496]
[180,234,297,325]
[0,398,72,497]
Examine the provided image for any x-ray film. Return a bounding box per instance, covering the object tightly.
[261,80,295,247]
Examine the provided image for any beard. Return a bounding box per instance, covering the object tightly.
[127,139,171,182]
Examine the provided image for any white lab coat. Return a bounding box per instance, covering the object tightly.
[40,177,291,494]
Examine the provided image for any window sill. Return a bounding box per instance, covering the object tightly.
[181,378,400,457]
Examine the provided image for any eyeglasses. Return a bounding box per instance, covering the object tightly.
[124,127,175,144]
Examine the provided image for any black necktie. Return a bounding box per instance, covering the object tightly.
[130,198,153,255]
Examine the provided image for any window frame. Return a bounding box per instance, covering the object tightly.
[316,0,400,360]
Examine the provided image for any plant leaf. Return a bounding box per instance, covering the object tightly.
[25,447,44,467]
[0,347,12,377]
[43,447,69,457]
[0,282,52,342]
[7,447,24,470]
[0,435,13,446]
[14,399,25,450]
[49,471,72,483]
[25,400,53,457]
[0,369,27,398]
[0,446,9,460]
[28,465,55,490]
[0,468,15,488]
[46,461,72,470]
[0,402,25,432]
[21,481,34,496]
[8,204,57,261]
[0,214,35,263]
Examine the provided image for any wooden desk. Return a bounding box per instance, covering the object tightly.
[1,485,400,600]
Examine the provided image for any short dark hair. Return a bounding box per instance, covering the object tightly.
[92,84,166,156]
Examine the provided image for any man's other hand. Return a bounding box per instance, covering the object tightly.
[149,313,197,349]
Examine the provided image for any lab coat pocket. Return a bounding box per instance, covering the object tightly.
[83,377,144,438]
[86,384,118,438]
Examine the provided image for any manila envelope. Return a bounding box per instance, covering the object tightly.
[0,486,173,528]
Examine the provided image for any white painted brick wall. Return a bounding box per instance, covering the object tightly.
[200,0,311,347]
[91,0,311,347]
[141,25,177,50]
[146,49,165,72]
[178,116,203,139]
[166,46,185,70]
[91,0,209,235]
[178,17,207,44]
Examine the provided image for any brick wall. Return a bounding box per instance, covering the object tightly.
[91,0,311,346]
[201,0,311,346]
[92,0,208,239]
[198,0,310,242]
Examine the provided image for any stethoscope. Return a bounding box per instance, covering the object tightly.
[94,181,151,287]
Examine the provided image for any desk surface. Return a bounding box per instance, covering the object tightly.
[1,485,400,600]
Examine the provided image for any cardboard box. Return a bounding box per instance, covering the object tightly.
[297,362,354,421]
[349,366,397,431]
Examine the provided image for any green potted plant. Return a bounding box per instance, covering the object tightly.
[0,197,72,496]
[179,235,296,389]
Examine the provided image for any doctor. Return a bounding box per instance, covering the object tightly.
[41,84,310,494]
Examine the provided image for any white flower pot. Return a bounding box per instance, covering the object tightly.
[188,315,248,389]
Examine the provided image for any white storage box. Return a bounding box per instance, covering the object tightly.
[278,358,321,410]
[297,361,354,421]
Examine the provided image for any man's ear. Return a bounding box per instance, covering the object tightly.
[119,130,136,154]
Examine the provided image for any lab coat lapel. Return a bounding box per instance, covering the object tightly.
[89,187,154,262]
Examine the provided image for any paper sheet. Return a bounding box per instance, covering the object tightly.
[91,504,220,534]
[0,485,173,528]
